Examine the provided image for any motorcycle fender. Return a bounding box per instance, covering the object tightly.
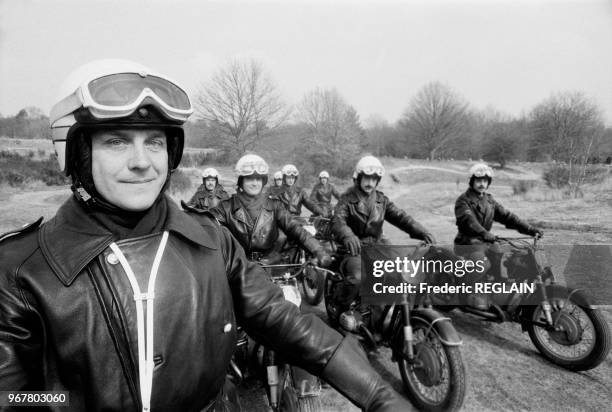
[290,365,321,397]
[410,308,463,346]
[522,284,595,309]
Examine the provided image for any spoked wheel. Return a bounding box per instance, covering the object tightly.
[526,295,611,371]
[301,265,325,305]
[278,368,323,412]
[396,319,466,412]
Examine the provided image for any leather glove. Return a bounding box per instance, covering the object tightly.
[314,249,333,268]
[422,232,436,245]
[343,235,361,256]
[482,231,497,243]
[321,335,416,412]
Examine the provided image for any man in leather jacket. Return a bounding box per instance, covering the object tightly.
[331,156,436,311]
[276,164,325,217]
[0,60,413,412]
[309,170,341,218]
[209,154,329,265]
[454,163,543,309]
[266,170,284,196]
[186,167,230,211]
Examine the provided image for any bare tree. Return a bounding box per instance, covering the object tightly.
[529,91,605,196]
[295,88,364,178]
[194,59,289,159]
[482,120,526,168]
[400,82,470,160]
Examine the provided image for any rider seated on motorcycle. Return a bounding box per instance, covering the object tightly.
[309,170,341,218]
[267,170,284,196]
[454,163,543,310]
[186,167,229,211]
[209,154,331,267]
[276,164,326,218]
[330,155,436,313]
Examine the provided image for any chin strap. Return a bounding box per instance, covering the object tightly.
[109,231,169,412]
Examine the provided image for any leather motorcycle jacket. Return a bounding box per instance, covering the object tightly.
[332,186,431,244]
[454,188,535,245]
[0,196,342,412]
[309,182,340,205]
[209,194,322,256]
[187,184,229,211]
[277,186,324,216]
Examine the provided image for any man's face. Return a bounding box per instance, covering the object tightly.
[242,176,263,196]
[204,177,217,191]
[320,177,328,185]
[472,177,489,194]
[274,178,283,187]
[359,175,378,194]
[285,175,296,187]
[91,128,168,211]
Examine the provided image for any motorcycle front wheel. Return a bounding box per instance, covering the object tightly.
[525,294,611,371]
[301,265,325,305]
[278,368,323,412]
[396,318,466,412]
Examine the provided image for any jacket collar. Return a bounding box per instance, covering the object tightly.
[39,195,218,286]
[465,187,487,200]
[345,186,382,204]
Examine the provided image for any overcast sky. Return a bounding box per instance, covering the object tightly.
[1,0,611,125]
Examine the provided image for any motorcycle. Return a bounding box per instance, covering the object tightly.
[428,236,611,371]
[324,243,467,412]
[232,260,324,412]
[282,216,334,306]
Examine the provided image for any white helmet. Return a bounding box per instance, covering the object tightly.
[319,171,330,179]
[50,59,192,174]
[353,155,385,179]
[469,163,494,180]
[202,168,219,179]
[273,171,283,180]
[235,154,269,185]
[281,164,299,177]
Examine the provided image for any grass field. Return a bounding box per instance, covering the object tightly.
[1,144,611,411]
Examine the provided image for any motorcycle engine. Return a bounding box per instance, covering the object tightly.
[339,310,363,332]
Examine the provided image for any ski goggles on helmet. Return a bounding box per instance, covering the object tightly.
[359,165,385,177]
[237,162,269,176]
[51,72,193,124]
[470,165,493,178]
[282,166,299,177]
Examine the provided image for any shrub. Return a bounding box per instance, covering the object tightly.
[543,164,570,188]
[169,169,192,194]
[543,163,610,188]
[0,152,69,188]
[512,180,536,195]
[1,171,27,187]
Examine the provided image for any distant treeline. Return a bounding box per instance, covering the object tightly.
[0,107,51,140]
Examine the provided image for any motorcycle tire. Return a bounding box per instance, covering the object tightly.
[396,318,466,412]
[279,368,323,412]
[301,266,325,306]
[525,295,611,371]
